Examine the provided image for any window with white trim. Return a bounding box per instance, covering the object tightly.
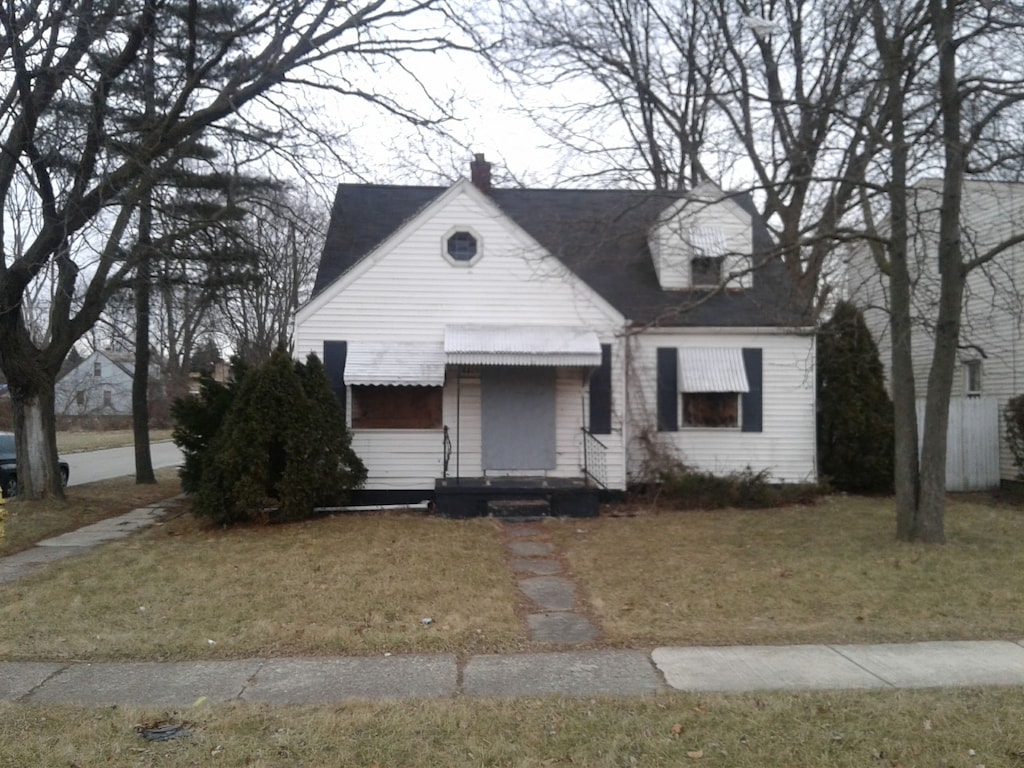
[965,360,982,396]
[683,392,740,428]
[351,386,442,429]
[443,227,482,266]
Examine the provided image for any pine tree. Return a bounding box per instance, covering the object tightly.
[817,301,895,493]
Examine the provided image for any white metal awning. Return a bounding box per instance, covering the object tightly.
[343,342,446,386]
[690,225,728,256]
[444,325,602,367]
[678,348,749,392]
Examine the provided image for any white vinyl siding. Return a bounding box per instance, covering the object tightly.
[295,181,628,491]
[625,329,817,483]
[848,180,1024,482]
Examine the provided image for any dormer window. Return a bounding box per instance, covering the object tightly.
[691,256,723,286]
[690,225,727,287]
[443,227,482,266]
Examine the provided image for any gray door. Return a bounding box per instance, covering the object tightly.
[481,367,556,471]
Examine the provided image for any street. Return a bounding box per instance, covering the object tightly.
[66,441,183,487]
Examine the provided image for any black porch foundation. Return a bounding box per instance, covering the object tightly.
[435,476,599,519]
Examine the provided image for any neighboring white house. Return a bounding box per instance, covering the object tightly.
[55,349,160,418]
[848,179,1024,487]
[293,155,817,512]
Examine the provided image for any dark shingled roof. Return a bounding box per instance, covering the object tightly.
[312,183,810,328]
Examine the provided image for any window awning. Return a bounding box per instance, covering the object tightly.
[690,226,728,256]
[343,342,446,387]
[679,348,749,392]
[445,325,602,367]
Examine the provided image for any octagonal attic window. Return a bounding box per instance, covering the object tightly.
[447,231,477,262]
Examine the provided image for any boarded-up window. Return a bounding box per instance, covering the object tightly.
[351,386,443,429]
[683,392,739,428]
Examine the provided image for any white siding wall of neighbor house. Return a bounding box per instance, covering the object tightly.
[848,180,1024,482]
[625,329,817,483]
[294,182,628,492]
[54,351,134,416]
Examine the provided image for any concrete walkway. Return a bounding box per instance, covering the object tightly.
[3,502,1024,706]
[503,521,601,644]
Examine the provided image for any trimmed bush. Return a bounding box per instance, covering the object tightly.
[182,351,365,525]
[817,301,895,493]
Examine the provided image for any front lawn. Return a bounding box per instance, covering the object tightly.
[3,493,1024,661]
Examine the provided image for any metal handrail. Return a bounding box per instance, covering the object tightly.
[442,425,452,478]
[581,427,609,489]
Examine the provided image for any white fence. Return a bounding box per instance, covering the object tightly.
[916,396,1000,491]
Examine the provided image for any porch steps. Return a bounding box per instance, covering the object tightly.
[486,498,551,521]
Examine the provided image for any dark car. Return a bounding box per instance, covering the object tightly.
[0,432,70,498]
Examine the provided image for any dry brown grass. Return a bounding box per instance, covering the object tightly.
[0,512,524,661]
[548,494,1024,647]
[3,687,1024,767]
[4,492,1024,663]
[56,428,174,453]
[0,467,180,556]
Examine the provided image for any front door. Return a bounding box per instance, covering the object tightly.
[481,367,556,472]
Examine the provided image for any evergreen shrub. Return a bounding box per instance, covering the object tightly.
[817,301,895,493]
[1005,393,1024,480]
[171,359,247,494]
[176,350,366,525]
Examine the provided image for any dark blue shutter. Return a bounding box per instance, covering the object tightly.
[657,347,678,432]
[741,347,762,432]
[323,341,348,416]
[588,344,613,434]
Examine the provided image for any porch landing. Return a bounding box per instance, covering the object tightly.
[434,477,599,519]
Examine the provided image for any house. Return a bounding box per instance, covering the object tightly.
[849,179,1024,489]
[293,155,817,515]
[55,349,161,421]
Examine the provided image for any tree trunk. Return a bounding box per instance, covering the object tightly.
[10,384,63,500]
[133,254,156,485]
[132,33,157,486]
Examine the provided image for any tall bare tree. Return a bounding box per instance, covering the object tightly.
[217,188,327,365]
[0,0,465,499]
[499,0,882,315]
[860,0,1024,542]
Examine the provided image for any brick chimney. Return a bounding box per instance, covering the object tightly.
[470,153,492,195]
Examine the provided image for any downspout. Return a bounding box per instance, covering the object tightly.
[456,366,461,484]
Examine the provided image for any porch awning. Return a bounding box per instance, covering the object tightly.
[343,342,446,386]
[679,347,749,392]
[444,324,602,367]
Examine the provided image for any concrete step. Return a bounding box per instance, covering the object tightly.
[487,498,551,520]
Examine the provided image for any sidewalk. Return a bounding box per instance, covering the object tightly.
[3,502,1024,706]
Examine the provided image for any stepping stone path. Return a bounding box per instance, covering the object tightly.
[503,522,600,645]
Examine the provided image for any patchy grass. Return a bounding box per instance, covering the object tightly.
[5,493,1024,662]
[548,494,1024,647]
[3,687,1024,767]
[57,428,174,453]
[0,467,180,556]
[0,512,524,661]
